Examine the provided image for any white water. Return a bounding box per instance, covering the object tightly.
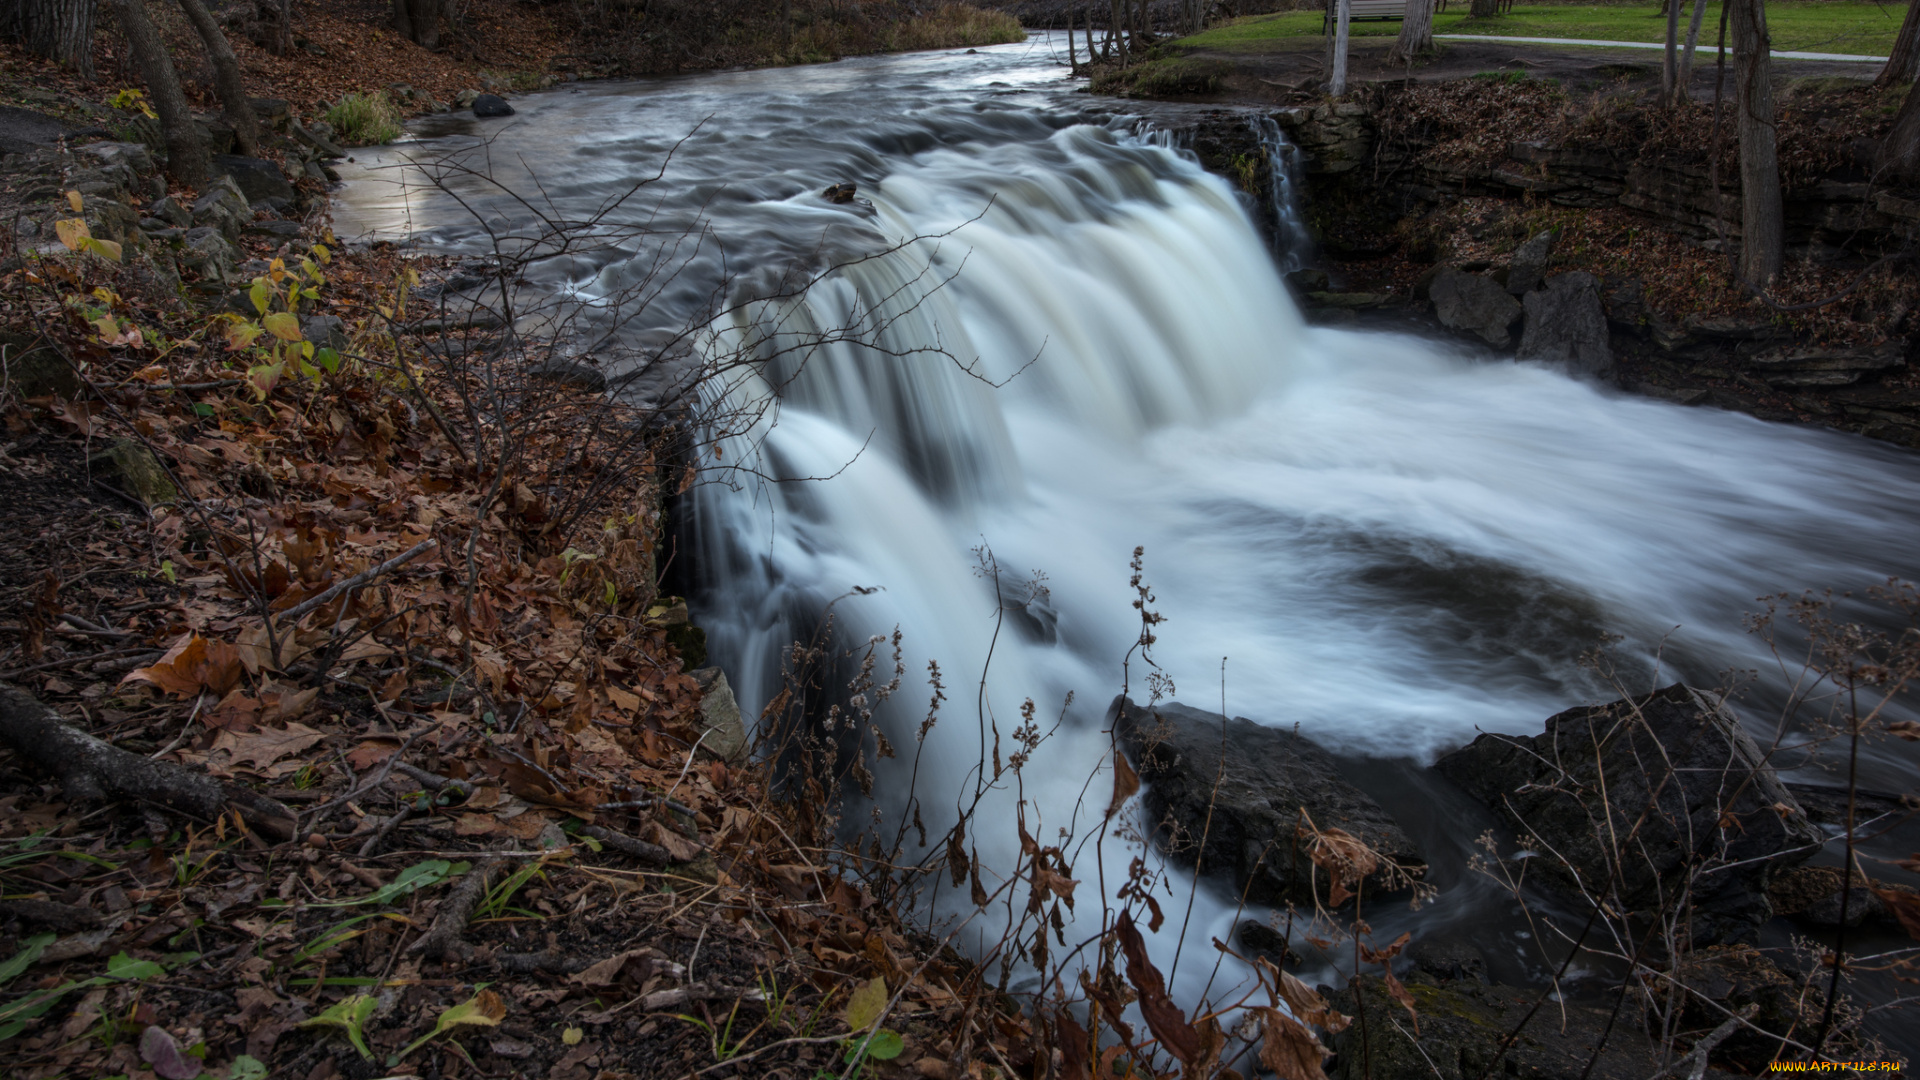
[334,36,1920,1010]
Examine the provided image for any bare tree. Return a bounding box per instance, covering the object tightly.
[1469,0,1497,18]
[105,0,208,189]
[1675,0,1708,100]
[1878,0,1920,90]
[1729,0,1782,284]
[3,0,97,77]
[174,0,261,157]
[1329,0,1351,95]
[1390,0,1434,64]
[1662,0,1681,103]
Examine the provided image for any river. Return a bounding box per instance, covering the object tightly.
[334,34,1920,1044]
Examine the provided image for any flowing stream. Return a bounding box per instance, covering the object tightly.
[335,35,1920,1028]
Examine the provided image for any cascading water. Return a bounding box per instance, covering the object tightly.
[333,35,1920,1027]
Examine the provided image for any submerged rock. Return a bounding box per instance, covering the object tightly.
[1434,684,1821,943]
[472,94,515,118]
[1429,267,1522,348]
[1517,271,1612,376]
[1110,697,1422,906]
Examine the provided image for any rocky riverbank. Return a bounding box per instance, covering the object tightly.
[1172,70,1920,448]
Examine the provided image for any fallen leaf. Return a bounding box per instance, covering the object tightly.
[139,1026,201,1080]
[212,723,326,773]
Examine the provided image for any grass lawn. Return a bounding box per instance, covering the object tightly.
[1176,1,1910,56]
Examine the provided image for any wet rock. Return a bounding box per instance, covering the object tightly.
[1285,267,1330,293]
[690,668,748,763]
[454,89,481,108]
[211,154,294,204]
[1326,975,1681,1080]
[1429,267,1522,348]
[83,198,141,247]
[1741,342,1904,387]
[1434,684,1822,943]
[292,122,346,160]
[1506,228,1557,294]
[1235,920,1297,967]
[823,182,857,204]
[1110,697,1423,906]
[1407,936,1488,985]
[528,359,607,393]
[1769,864,1918,928]
[242,219,302,240]
[1666,945,1820,1072]
[1601,275,1647,334]
[1517,271,1612,377]
[472,94,515,118]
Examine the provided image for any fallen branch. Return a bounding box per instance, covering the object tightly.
[411,856,507,961]
[1647,1005,1755,1080]
[581,824,673,866]
[0,682,296,840]
[274,538,438,627]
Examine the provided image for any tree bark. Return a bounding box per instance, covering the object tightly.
[106,0,208,189]
[1879,71,1920,185]
[0,683,295,839]
[1730,0,1782,285]
[173,0,260,156]
[1469,0,1497,18]
[1390,0,1434,63]
[4,0,98,79]
[392,0,443,49]
[1329,0,1351,95]
[1676,0,1708,100]
[1878,0,1920,89]
[1662,0,1681,103]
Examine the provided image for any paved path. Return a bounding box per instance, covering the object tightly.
[1433,33,1888,63]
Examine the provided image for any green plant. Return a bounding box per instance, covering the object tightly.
[396,988,504,1059]
[476,858,547,919]
[221,251,339,400]
[298,994,378,1059]
[323,92,402,146]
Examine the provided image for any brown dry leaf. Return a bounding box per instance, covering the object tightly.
[347,738,402,771]
[1887,720,1920,741]
[203,689,262,732]
[1106,749,1140,822]
[454,814,502,837]
[640,821,703,862]
[1873,888,1920,941]
[1114,908,1201,1065]
[212,723,326,773]
[1257,1007,1331,1080]
[569,948,654,987]
[1266,961,1351,1034]
[1381,967,1420,1033]
[122,634,244,698]
[606,685,641,713]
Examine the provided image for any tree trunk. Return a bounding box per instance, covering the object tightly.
[1662,0,1681,103]
[174,0,259,156]
[4,0,98,79]
[1469,0,1497,18]
[1879,70,1920,185]
[1676,0,1708,99]
[1390,0,1434,63]
[1110,0,1125,64]
[1878,0,1920,89]
[1730,0,1782,285]
[106,0,208,189]
[392,0,443,48]
[1330,0,1350,94]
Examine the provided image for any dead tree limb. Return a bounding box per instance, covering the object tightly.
[0,682,295,839]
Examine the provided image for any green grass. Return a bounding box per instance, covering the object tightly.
[1177,1,1908,56]
[323,91,402,147]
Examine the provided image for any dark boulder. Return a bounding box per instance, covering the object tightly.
[1327,974,1729,1080]
[1110,697,1422,906]
[1,331,75,399]
[1429,267,1523,348]
[528,359,607,394]
[1505,228,1558,295]
[1517,271,1612,376]
[210,155,294,204]
[1434,684,1821,943]
[472,94,516,118]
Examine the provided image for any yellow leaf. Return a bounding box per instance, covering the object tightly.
[54,218,90,252]
[398,988,506,1059]
[66,190,83,213]
[262,311,304,342]
[312,243,332,264]
[843,976,888,1032]
[561,1027,583,1046]
[83,237,123,263]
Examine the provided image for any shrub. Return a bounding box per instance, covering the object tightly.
[887,4,1026,51]
[1090,57,1229,98]
[324,92,403,146]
